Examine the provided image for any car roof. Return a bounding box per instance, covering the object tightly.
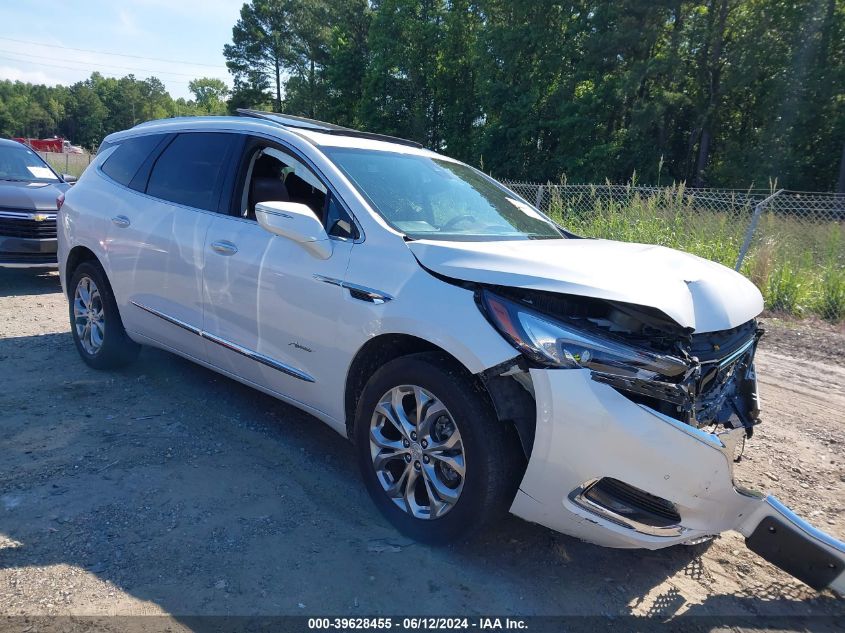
[106,114,447,160]
[0,138,30,148]
[234,109,423,148]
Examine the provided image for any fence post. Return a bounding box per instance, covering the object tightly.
[734,189,783,271]
[535,184,544,210]
[65,153,69,175]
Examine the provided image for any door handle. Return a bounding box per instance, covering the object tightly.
[111,215,130,228]
[211,240,238,256]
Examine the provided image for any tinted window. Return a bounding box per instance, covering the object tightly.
[101,134,163,186]
[326,195,358,239]
[147,133,235,211]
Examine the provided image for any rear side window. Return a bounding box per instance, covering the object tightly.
[146,133,236,211]
[101,135,163,186]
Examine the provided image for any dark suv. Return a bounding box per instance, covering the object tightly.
[0,138,73,267]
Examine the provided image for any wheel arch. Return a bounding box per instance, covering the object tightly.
[345,334,443,440]
[64,245,100,298]
[344,333,535,459]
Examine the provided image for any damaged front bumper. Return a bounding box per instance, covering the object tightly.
[509,368,845,594]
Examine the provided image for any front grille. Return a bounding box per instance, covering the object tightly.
[689,319,759,364]
[0,215,57,239]
[0,252,56,264]
[0,213,56,240]
[584,477,681,527]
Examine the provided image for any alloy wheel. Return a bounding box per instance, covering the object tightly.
[369,385,466,519]
[73,276,105,355]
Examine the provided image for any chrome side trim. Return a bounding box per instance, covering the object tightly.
[131,301,201,336]
[313,274,394,304]
[568,480,691,539]
[0,210,57,220]
[201,330,315,383]
[130,300,315,383]
[313,274,343,288]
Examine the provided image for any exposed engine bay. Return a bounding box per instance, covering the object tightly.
[481,285,764,436]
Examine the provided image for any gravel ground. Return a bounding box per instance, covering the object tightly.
[1,268,844,628]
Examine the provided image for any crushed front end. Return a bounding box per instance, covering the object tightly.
[475,286,844,594]
[589,316,763,439]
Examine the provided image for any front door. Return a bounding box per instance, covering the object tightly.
[201,140,356,418]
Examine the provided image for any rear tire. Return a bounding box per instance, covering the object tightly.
[69,261,139,369]
[354,352,524,544]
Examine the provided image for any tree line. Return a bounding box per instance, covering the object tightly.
[1,0,842,191]
[224,0,845,191]
[0,74,229,151]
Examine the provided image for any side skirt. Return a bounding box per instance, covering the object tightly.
[130,300,315,383]
[126,329,348,438]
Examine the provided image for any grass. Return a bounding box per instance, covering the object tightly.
[815,263,845,322]
[41,153,92,179]
[545,183,845,322]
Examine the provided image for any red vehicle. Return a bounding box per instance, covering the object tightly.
[12,136,84,154]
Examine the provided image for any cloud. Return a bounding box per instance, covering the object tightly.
[0,65,67,87]
[130,0,241,21]
[0,39,229,100]
[117,9,145,38]
[0,0,238,99]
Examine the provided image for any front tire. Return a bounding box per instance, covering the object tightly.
[69,261,139,369]
[354,352,524,544]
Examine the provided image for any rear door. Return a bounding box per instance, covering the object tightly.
[104,131,239,359]
[201,137,357,415]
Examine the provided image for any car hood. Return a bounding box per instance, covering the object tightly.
[0,180,69,211]
[408,238,764,333]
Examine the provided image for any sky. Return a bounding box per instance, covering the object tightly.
[0,0,242,100]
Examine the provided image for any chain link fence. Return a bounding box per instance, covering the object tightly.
[37,151,93,179]
[503,182,845,322]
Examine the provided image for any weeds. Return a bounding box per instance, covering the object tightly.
[765,260,808,315]
[546,184,845,322]
[815,265,845,322]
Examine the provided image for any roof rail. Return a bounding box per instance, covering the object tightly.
[236,109,423,149]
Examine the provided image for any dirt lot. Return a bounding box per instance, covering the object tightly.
[1,268,844,627]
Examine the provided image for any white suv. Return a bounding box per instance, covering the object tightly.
[58,111,844,593]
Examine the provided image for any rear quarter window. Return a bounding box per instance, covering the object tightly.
[146,133,237,212]
[100,134,165,187]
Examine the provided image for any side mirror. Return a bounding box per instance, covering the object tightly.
[62,174,77,184]
[255,201,332,259]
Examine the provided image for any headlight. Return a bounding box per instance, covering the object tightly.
[480,290,689,378]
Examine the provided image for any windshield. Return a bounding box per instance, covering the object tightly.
[323,148,562,241]
[0,144,59,183]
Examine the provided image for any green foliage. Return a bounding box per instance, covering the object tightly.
[815,265,845,322]
[322,0,370,126]
[224,0,336,115]
[765,260,809,315]
[4,0,841,189]
[0,73,210,149]
[546,184,744,267]
[225,0,845,191]
[223,0,299,111]
[189,78,230,114]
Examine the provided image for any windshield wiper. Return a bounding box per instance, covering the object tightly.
[0,178,31,182]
